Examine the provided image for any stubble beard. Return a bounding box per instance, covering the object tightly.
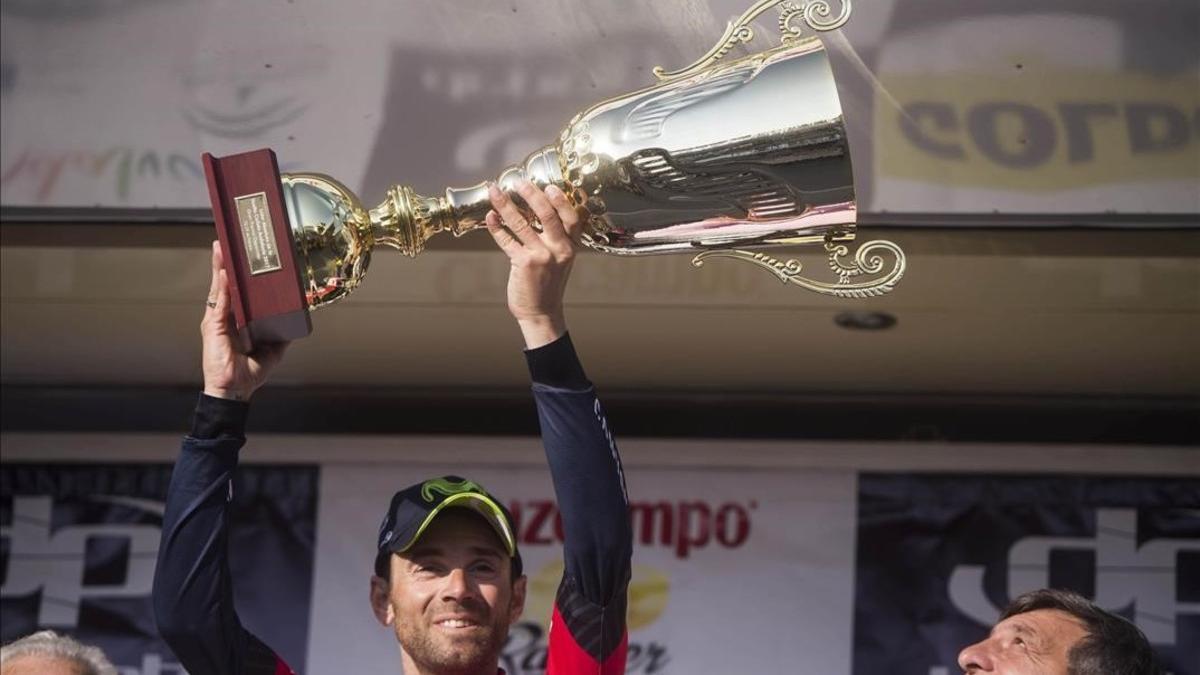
[398,609,509,675]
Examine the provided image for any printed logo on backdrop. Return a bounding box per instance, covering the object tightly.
[499,496,757,674]
[0,463,318,674]
[876,71,1199,190]
[851,474,1200,675]
[358,36,672,203]
[868,0,1200,213]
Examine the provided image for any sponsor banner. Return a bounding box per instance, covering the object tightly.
[308,463,858,675]
[4,451,1194,673]
[3,0,1197,216]
[0,0,390,209]
[876,71,1198,191]
[0,462,318,675]
[852,474,1200,675]
[0,2,672,210]
[867,1,1200,214]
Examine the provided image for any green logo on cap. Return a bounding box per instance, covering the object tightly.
[421,477,486,502]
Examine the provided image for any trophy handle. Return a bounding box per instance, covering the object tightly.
[691,238,905,298]
[652,0,852,81]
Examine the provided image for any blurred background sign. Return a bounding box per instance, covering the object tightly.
[1,0,1196,216]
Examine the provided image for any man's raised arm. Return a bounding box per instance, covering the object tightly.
[487,182,634,674]
[152,242,292,675]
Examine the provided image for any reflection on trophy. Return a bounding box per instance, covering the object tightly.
[203,0,905,346]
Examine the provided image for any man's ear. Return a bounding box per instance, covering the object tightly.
[369,575,395,627]
[509,574,528,624]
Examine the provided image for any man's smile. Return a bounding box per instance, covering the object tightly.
[432,615,485,630]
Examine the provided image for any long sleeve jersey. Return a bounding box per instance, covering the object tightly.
[152,334,632,674]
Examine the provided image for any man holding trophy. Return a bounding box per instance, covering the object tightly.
[152,182,634,675]
[154,4,909,672]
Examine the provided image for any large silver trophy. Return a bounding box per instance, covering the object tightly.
[207,0,904,344]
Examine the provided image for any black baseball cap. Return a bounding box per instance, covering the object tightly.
[374,475,522,578]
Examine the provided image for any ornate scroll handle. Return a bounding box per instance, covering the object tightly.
[691,239,905,298]
[779,1,852,42]
[653,0,852,81]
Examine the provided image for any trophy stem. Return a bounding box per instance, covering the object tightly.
[368,185,454,258]
[445,145,565,231]
[370,145,567,257]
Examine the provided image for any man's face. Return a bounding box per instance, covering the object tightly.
[958,609,1088,675]
[370,510,526,674]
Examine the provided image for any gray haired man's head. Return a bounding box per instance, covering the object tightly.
[0,631,117,675]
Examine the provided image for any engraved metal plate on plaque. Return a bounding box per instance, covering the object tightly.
[234,192,283,275]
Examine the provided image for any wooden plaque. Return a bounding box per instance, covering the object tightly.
[202,149,311,351]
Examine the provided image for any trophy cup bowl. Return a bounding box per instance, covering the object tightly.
[204,0,905,347]
[280,173,372,309]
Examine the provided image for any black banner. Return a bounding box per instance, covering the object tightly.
[853,474,1200,675]
[1,462,318,673]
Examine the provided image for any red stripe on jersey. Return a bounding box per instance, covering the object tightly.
[546,604,629,675]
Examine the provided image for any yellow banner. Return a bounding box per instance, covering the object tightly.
[875,69,1200,190]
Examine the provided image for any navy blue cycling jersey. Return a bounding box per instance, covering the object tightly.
[152,334,632,674]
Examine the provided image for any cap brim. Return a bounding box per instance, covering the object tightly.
[392,492,517,558]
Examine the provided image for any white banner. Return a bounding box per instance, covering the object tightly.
[308,463,857,675]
